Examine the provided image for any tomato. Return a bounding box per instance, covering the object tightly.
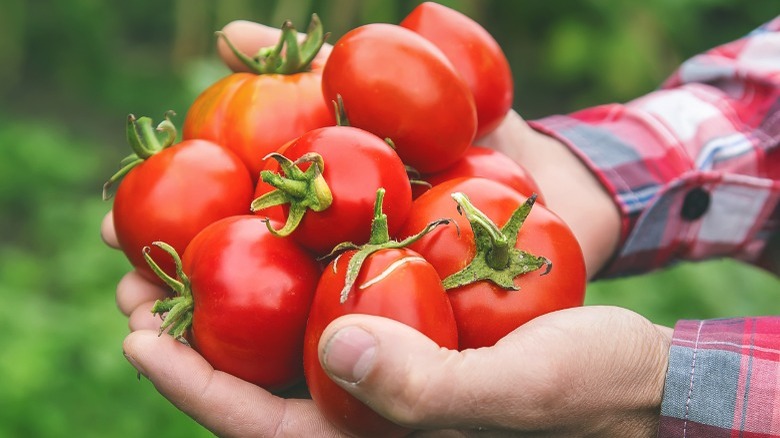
[413,145,545,203]
[182,15,334,178]
[108,114,254,286]
[300,189,457,436]
[401,2,514,139]
[252,126,412,255]
[146,215,321,391]
[304,248,458,437]
[322,23,477,174]
[400,177,586,350]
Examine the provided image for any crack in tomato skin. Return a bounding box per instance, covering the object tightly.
[358,255,427,290]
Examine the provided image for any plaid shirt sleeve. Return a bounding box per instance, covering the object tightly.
[529,17,780,438]
[659,318,780,436]
[528,16,780,279]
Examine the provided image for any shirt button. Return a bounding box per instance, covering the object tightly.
[680,187,710,221]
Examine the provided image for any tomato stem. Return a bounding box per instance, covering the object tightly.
[441,192,551,291]
[143,241,195,341]
[102,112,178,200]
[332,94,350,127]
[324,188,451,303]
[251,152,332,237]
[216,14,327,75]
[369,189,390,245]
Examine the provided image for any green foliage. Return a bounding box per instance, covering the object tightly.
[0,0,777,436]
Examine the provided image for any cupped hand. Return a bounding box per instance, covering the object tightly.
[107,228,671,437]
[101,19,666,438]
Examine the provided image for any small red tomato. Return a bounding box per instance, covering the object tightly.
[413,145,545,203]
[401,2,515,138]
[303,189,458,437]
[401,177,586,350]
[183,15,334,178]
[252,126,412,256]
[322,23,477,173]
[108,114,253,286]
[147,215,321,391]
[304,249,457,438]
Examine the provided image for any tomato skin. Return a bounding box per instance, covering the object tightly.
[304,249,458,437]
[183,70,334,178]
[254,126,412,255]
[401,2,514,139]
[413,145,545,203]
[400,177,586,350]
[182,215,321,391]
[113,139,254,285]
[322,23,477,174]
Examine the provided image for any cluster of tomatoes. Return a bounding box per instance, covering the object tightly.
[105,3,586,437]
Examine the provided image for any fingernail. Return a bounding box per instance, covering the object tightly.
[123,350,148,379]
[322,326,377,383]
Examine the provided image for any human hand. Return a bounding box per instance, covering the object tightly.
[105,213,670,437]
[102,18,650,437]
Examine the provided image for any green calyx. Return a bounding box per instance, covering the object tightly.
[441,192,551,291]
[217,13,327,75]
[251,152,332,237]
[325,188,450,303]
[143,241,194,342]
[102,112,177,200]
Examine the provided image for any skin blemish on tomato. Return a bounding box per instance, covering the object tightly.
[358,256,426,290]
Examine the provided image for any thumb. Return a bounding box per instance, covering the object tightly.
[317,314,545,432]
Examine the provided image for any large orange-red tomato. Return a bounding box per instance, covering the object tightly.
[401,2,514,138]
[183,70,333,179]
[322,23,477,174]
[401,177,586,350]
[253,126,412,255]
[414,145,545,203]
[182,19,334,178]
[112,120,254,285]
[304,248,458,437]
[177,215,321,391]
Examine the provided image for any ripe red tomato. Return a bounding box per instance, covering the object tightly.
[304,247,458,438]
[110,115,254,286]
[322,23,477,174]
[252,126,412,255]
[401,2,514,139]
[182,16,334,178]
[147,215,321,391]
[401,177,586,350]
[413,145,545,203]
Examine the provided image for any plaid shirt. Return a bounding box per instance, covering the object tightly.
[530,17,780,437]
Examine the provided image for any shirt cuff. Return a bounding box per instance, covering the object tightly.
[658,317,780,437]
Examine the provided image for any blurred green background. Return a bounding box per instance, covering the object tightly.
[1,0,777,436]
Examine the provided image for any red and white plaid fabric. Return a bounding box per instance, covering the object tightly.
[660,318,780,436]
[530,16,780,279]
[531,16,780,436]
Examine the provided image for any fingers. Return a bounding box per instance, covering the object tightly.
[218,19,332,73]
[116,270,170,332]
[317,315,545,431]
[124,331,343,438]
[101,211,119,249]
[116,270,168,316]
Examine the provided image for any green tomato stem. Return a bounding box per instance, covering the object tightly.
[216,14,327,75]
[328,188,451,303]
[441,192,551,291]
[143,241,194,341]
[102,112,178,200]
[250,152,332,237]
